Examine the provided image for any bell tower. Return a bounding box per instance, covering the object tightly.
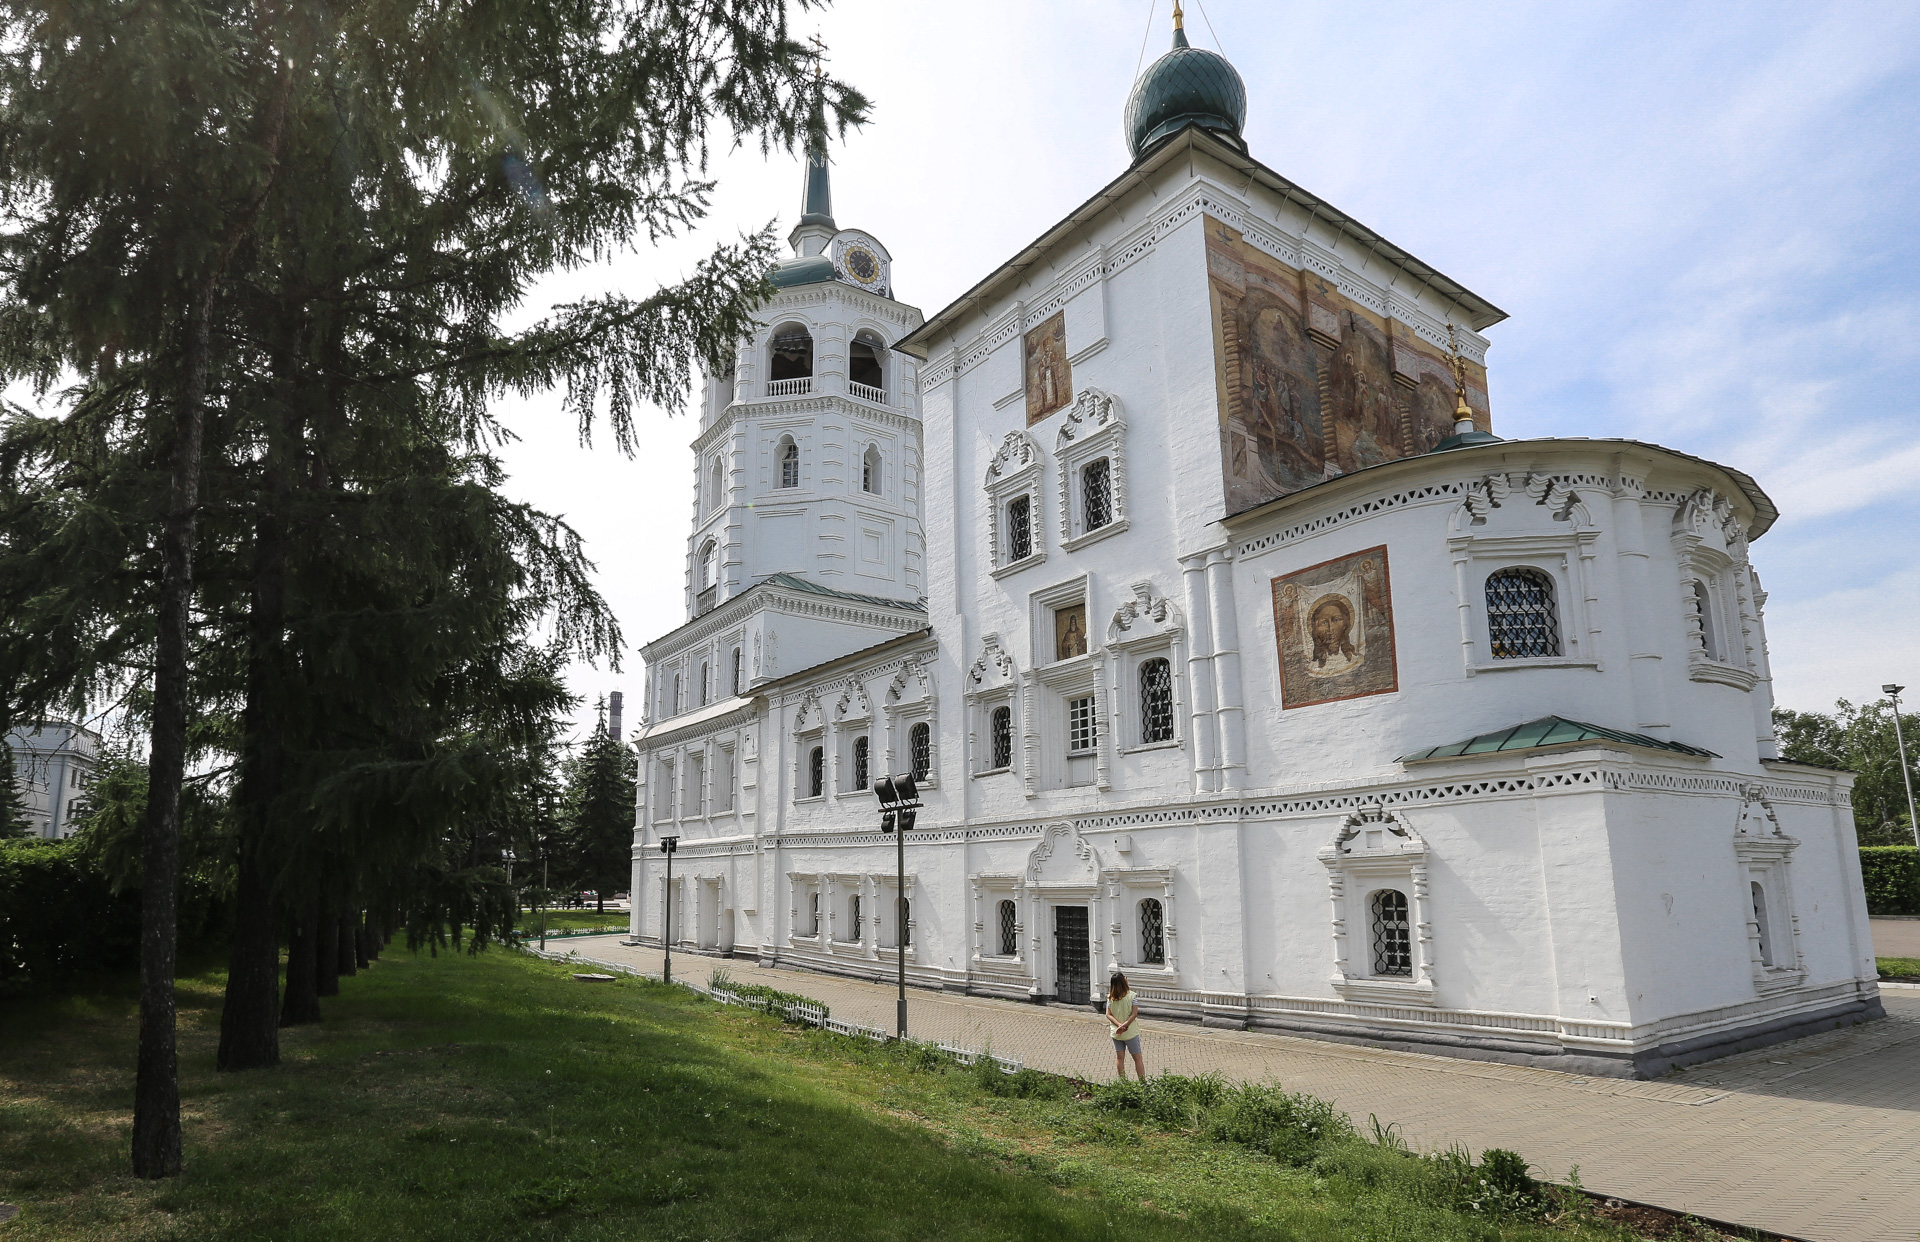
[680,109,926,622]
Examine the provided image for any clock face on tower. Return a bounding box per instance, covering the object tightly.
[831,231,890,295]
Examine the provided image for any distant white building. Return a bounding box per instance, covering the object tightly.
[628,16,1882,1078]
[7,721,100,839]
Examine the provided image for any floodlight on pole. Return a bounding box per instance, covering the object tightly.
[1884,685,1918,850]
[874,773,923,1039]
[659,835,680,984]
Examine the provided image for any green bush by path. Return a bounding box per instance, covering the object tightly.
[1860,847,1920,915]
[0,948,1647,1242]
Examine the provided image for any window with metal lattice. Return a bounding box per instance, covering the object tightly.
[1484,567,1561,659]
[1371,889,1412,976]
[1081,457,1112,532]
[909,721,931,780]
[1006,495,1032,562]
[1138,657,1174,744]
[806,746,824,799]
[989,705,1013,770]
[852,735,870,791]
[998,899,1018,956]
[1138,898,1165,964]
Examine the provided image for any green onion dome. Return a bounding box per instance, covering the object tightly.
[1124,27,1247,161]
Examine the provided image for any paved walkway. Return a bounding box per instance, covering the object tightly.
[1872,918,1920,959]
[551,936,1919,1242]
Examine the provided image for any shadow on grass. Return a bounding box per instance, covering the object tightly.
[0,949,1299,1242]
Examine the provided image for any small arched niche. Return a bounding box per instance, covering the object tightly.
[768,323,813,382]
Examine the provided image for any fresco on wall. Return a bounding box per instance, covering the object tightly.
[1272,545,1398,709]
[1206,217,1488,515]
[1024,311,1072,425]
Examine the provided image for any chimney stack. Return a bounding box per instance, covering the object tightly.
[607,691,624,741]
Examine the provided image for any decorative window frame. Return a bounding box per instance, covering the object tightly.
[1316,805,1436,1006]
[1028,576,1105,793]
[1101,864,1177,980]
[985,430,1047,578]
[965,634,1020,778]
[793,691,827,803]
[873,873,919,958]
[787,872,825,944]
[1055,389,1129,551]
[968,875,1030,991]
[1672,489,1761,691]
[715,742,736,814]
[1733,787,1806,993]
[883,658,938,789]
[1106,581,1187,754]
[832,678,874,797]
[1448,473,1601,675]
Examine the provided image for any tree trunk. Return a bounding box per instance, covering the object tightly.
[336,910,357,978]
[354,913,370,970]
[215,840,280,1070]
[315,905,340,998]
[132,283,216,1179]
[280,903,322,1026]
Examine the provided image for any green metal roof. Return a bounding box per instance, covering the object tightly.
[1399,716,1719,764]
[1124,29,1247,160]
[768,255,836,289]
[760,572,926,613]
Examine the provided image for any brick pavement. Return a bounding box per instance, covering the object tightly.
[550,935,1920,1242]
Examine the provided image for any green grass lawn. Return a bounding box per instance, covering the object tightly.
[0,949,1658,1241]
[515,910,627,936]
[1878,956,1920,980]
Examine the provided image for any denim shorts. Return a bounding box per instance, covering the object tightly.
[1112,1034,1142,1054]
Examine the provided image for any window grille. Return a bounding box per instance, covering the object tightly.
[989,705,1013,770]
[811,891,820,936]
[807,746,824,798]
[1067,695,1096,753]
[1139,658,1174,744]
[862,444,881,495]
[850,895,862,941]
[732,648,743,696]
[1006,495,1032,562]
[1139,898,1165,964]
[1751,881,1773,967]
[909,722,931,780]
[1371,889,1412,977]
[1485,567,1561,659]
[1082,457,1112,531]
[699,662,710,706]
[852,735,870,790]
[998,899,1018,956]
[779,439,799,489]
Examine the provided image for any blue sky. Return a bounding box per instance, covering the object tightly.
[496,0,1920,738]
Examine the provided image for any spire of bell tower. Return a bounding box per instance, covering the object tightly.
[789,47,837,258]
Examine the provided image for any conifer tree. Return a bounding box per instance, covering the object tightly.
[562,699,640,913]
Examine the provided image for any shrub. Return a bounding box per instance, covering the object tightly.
[1860,847,1920,915]
[709,969,828,1024]
[965,1053,1068,1100]
[1207,1082,1355,1166]
[1427,1146,1544,1217]
[0,838,142,991]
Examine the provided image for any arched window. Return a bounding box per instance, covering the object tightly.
[989,705,1013,770]
[862,443,882,495]
[807,746,825,799]
[731,647,743,696]
[849,894,862,941]
[852,735,870,791]
[768,323,813,381]
[707,456,723,513]
[1006,495,1032,562]
[699,539,718,590]
[1692,579,1721,660]
[1139,657,1174,744]
[1081,457,1113,531]
[1485,567,1560,659]
[778,437,799,489]
[1751,881,1774,967]
[1138,898,1165,964]
[909,721,932,781]
[1370,890,1412,977]
[997,899,1018,956]
[848,333,885,393]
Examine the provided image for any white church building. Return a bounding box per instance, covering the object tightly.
[628,16,1882,1077]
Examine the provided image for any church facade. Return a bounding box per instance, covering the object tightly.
[628,19,1882,1078]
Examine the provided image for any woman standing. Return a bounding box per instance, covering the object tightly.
[1106,972,1145,1080]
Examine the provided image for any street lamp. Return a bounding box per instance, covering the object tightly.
[874,772,923,1039]
[659,835,680,984]
[1885,685,1918,849]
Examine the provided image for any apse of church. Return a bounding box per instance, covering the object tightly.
[1206,218,1491,515]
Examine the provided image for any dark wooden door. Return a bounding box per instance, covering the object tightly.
[1053,906,1090,1005]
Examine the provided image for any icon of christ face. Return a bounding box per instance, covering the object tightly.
[1309,595,1356,669]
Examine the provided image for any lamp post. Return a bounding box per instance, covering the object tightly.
[1885,684,1918,849]
[874,773,923,1039]
[659,835,679,984]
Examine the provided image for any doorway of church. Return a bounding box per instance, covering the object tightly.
[1053,906,1091,1005]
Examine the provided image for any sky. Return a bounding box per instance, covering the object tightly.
[493,0,1920,741]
